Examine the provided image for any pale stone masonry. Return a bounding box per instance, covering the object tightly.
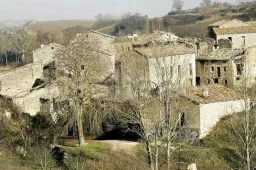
[173,85,245,139]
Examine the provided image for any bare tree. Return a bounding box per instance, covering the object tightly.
[9,30,35,64]
[172,0,184,12]
[200,0,212,8]
[115,44,194,170]
[56,34,106,146]
[230,77,256,170]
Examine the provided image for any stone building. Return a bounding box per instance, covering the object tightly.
[0,42,64,116]
[115,44,196,98]
[196,45,256,87]
[209,19,256,49]
[32,43,64,64]
[174,85,245,139]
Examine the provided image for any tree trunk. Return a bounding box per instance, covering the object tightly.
[77,105,86,146]
[155,132,159,170]
[167,132,171,170]
[146,137,154,170]
[246,109,250,170]
[4,52,7,66]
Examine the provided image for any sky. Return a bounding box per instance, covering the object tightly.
[0,0,242,21]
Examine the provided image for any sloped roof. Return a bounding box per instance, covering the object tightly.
[32,43,64,53]
[245,21,256,26]
[213,26,256,35]
[89,30,115,39]
[197,48,244,61]
[209,20,229,27]
[181,85,242,104]
[134,44,195,58]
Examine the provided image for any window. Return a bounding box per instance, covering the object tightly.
[236,63,244,76]
[189,63,193,76]
[217,67,221,77]
[211,66,214,72]
[224,79,228,85]
[196,77,201,86]
[242,36,245,46]
[224,67,226,72]
[81,65,85,70]
[228,37,232,42]
[208,79,211,84]
[51,47,55,49]
[214,78,219,84]
[179,112,185,127]
[178,65,181,77]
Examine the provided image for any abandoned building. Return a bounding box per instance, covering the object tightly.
[115,43,196,98]
[32,43,64,64]
[175,85,245,139]
[208,19,256,49]
[196,45,256,87]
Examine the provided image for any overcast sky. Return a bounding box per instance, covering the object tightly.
[0,0,242,21]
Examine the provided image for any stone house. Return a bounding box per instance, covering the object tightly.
[0,43,64,116]
[115,44,196,97]
[32,43,64,64]
[209,20,256,49]
[196,45,256,87]
[173,85,245,139]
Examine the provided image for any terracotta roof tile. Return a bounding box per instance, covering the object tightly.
[209,20,229,27]
[181,85,242,104]
[134,44,195,58]
[213,26,256,35]
[197,48,244,60]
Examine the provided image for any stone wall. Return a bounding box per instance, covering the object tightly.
[0,62,45,97]
[196,60,235,87]
[12,85,59,116]
[200,100,245,138]
[217,33,256,49]
[148,53,196,87]
[32,43,63,64]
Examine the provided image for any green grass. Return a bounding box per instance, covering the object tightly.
[57,142,111,160]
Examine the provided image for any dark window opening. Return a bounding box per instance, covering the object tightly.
[228,37,232,42]
[236,77,241,81]
[224,67,226,72]
[214,78,219,84]
[196,43,200,50]
[51,47,54,49]
[196,77,201,86]
[236,63,244,76]
[81,65,85,70]
[211,66,214,72]
[217,67,221,77]
[180,112,185,127]
[178,65,181,77]
[242,36,245,46]
[224,79,228,85]
[208,79,211,84]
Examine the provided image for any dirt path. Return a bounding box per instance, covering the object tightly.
[98,140,139,155]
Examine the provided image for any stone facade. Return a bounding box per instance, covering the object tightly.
[173,85,245,139]
[32,43,64,64]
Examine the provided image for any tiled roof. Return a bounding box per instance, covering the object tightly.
[134,44,195,58]
[245,21,256,26]
[209,20,229,27]
[197,48,244,60]
[213,26,256,35]
[181,85,242,104]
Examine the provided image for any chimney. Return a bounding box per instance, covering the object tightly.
[202,88,209,97]
[41,44,45,48]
